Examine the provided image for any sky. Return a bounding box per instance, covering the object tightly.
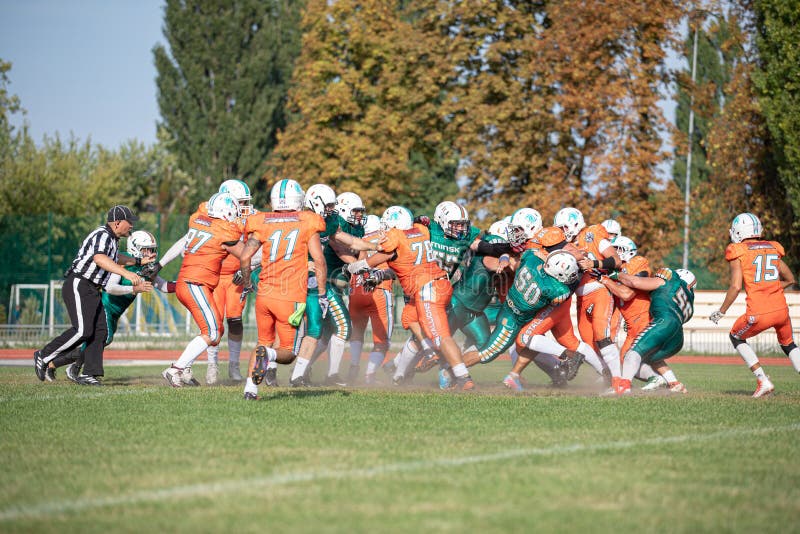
[1,0,165,148]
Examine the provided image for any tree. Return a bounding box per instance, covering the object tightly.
[154,0,304,204]
[267,0,458,215]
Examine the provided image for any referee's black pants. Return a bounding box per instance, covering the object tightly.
[41,274,108,377]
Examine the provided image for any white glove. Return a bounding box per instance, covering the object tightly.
[709,310,724,324]
[319,295,330,319]
[346,260,370,275]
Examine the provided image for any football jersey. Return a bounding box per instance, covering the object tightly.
[617,255,652,323]
[219,213,255,275]
[323,213,364,285]
[381,223,448,296]
[246,211,326,301]
[725,240,788,313]
[350,229,393,295]
[428,220,481,279]
[651,268,694,324]
[574,223,614,295]
[452,234,507,312]
[505,250,571,321]
[177,209,243,288]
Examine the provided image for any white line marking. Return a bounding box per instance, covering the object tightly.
[1,423,798,521]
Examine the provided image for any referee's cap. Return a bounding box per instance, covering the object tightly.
[107,205,139,223]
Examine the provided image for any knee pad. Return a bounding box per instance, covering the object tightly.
[227,317,243,336]
[373,342,390,353]
[729,334,746,348]
[781,342,798,356]
[596,337,614,350]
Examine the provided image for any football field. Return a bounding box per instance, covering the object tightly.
[1,361,799,533]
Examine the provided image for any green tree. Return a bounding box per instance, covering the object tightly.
[154,0,304,205]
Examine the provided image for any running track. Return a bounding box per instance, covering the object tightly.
[0,349,791,366]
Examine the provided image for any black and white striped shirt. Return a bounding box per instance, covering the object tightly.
[65,225,120,287]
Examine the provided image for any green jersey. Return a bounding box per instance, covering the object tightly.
[322,213,364,286]
[428,220,481,279]
[101,265,143,319]
[650,268,695,324]
[451,234,506,312]
[505,251,571,322]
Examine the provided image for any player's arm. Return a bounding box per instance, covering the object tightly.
[778,259,796,290]
[104,273,152,295]
[93,253,142,286]
[364,251,395,268]
[239,236,262,290]
[578,244,621,271]
[157,233,189,267]
[222,240,245,260]
[719,259,743,314]
[329,239,359,264]
[308,233,327,287]
[599,276,635,301]
[333,230,381,252]
[153,276,177,293]
[616,272,665,292]
[471,238,514,256]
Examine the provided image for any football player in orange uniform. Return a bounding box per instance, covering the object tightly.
[205,179,257,385]
[554,207,622,383]
[355,206,475,390]
[348,215,395,385]
[162,192,246,387]
[710,213,799,397]
[238,179,327,400]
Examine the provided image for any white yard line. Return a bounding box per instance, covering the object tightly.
[1,423,798,522]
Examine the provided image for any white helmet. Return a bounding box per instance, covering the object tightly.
[363,214,382,235]
[381,206,413,231]
[207,192,240,222]
[675,268,697,290]
[488,220,509,240]
[336,192,366,226]
[601,219,621,239]
[553,207,586,241]
[612,235,637,263]
[218,179,252,216]
[305,183,337,216]
[729,213,762,243]
[543,250,580,285]
[434,201,471,239]
[127,230,157,258]
[270,179,305,211]
[510,208,543,240]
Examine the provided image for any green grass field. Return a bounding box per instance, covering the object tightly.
[1,362,799,533]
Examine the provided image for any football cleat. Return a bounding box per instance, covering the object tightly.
[641,375,667,391]
[205,362,219,385]
[251,346,268,385]
[561,350,585,381]
[229,361,243,382]
[550,363,568,388]
[76,374,102,386]
[503,373,524,392]
[44,365,56,382]
[452,376,476,392]
[33,350,47,382]
[752,377,774,398]
[616,378,632,395]
[382,360,397,377]
[243,392,259,401]
[325,373,347,387]
[347,364,360,386]
[668,381,688,394]
[182,366,200,386]
[162,366,183,388]
[438,368,454,390]
[65,363,81,384]
[289,375,309,387]
[414,349,440,373]
[264,367,278,387]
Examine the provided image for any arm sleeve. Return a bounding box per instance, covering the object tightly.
[104,273,133,296]
[475,240,513,256]
[158,233,189,267]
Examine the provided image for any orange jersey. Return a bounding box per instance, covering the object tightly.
[246,210,325,301]
[220,215,251,275]
[617,255,652,323]
[177,210,243,289]
[574,223,614,294]
[351,229,393,295]
[726,240,788,313]
[381,224,447,296]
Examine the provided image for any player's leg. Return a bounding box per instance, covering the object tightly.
[205,283,226,384]
[224,279,246,382]
[774,310,800,373]
[291,277,322,386]
[365,288,393,385]
[590,289,622,386]
[348,290,371,385]
[730,312,774,397]
[325,284,350,384]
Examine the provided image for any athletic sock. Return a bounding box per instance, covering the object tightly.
[175,336,210,369]
[528,334,566,357]
[366,351,385,375]
[787,347,800,373]
[228,339,242,366]
[394,338,418,379]
[451,363,469,379]
[661,369,678,384]
[509,345,518,367]
[735,342,760,369]
[578,342,605,375]
[620,350,641,381]
[328,336,346,376]
[291,357,310,381]
[350,340,363,367]
[206,344,219,364]
[636,363,657,381]
[600,344,621,378]
[753,366,767,380]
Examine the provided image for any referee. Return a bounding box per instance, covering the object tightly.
[33,205,144,385]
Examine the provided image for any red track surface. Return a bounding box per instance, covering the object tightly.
[0,349,791,365]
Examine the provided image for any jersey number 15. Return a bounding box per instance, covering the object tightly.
[752,254,779,283]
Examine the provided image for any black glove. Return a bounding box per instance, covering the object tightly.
[414,215,430,227]
[140,261,163,281]
[232,270,244,286]
[362,269,386,292]
[240,284,254,303]
[589,268,604,281]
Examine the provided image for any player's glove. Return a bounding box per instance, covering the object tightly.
[346,260,370,275]
[139,261,163,281]
[240,284,254,303]
[232,269,244,286]
[589,268,605,281]
[319,295,330,319]
[709,310,724,324]
[608,271,619,281]
[413,215,430,227]
[362,269,386,292]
